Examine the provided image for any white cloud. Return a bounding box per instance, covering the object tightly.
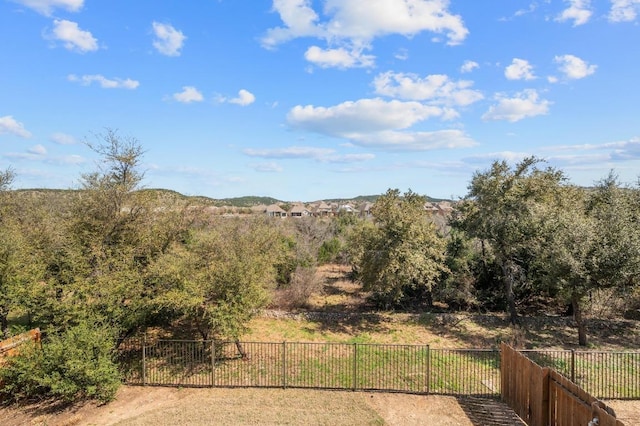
[285,98,476,151]
[244,146,375,163]
[50,132,77,145]
[554,54,597,79]
[556,0,593,26]
[482,89,551,122]
[505,58,536,80]
[28,144,47,155]
[0,115,32,138]
[50,19,98,53]
[152,22,186,57]
[346,129,477,151]
[244,146,335,159]
[304,45,375,69]
[323,153,375,163]
[543,137,640,162]
[67,74,140,89]
[229,89,256,106]
[11,0,83,16]
[262,0,469,67]
[373,71,483,106]
[609,0,640,22]
[287,98,450,137]
[172,86,203,103]
[49,154,85,165]
[460,60,479,73]
[250,162,284,172]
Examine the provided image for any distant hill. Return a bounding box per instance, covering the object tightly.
[8,188,451,207]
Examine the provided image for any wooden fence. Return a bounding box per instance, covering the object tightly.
[501,343,624,426]
[0,329,41,362]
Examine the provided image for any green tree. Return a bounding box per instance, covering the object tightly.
[149,217,284,342]
[455,157,565,323]
[348,189,447,309]
[537,176,640,345]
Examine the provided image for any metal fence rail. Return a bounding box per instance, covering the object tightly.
[116,340,639,399]
[521,349,640,399]
[118,340,500,396]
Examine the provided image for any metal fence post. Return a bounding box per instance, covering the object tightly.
[282,341,287,389]
[426,344,431,394]
[142,336,147,386]
[353,343,358,391]
[210,340,215,387]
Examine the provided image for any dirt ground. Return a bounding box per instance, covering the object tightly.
[0,386,510,426]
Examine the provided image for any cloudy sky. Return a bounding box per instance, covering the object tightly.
[1,0,639,201]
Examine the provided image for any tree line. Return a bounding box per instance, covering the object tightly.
[1,132,639,402]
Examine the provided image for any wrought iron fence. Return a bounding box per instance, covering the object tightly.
[520,349,640,399]
[117,339,499,396]
[116,340,640,399]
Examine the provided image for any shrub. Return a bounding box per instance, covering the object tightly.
[0,322,120,403]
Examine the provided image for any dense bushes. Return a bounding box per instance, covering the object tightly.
[0,322,120,403]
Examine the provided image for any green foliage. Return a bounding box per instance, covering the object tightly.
[0,322,120,403]
[534,176,640,345]
[454,157,566,322]
[318,237,342,264]
[149,218,284,340]
[348,189,448,308]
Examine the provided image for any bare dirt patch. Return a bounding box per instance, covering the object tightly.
[0,386,492,426]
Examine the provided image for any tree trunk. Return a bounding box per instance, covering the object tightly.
[235,339,250,360]
[502,261,518,324]
[0,311,8,339]
[572,293,588,346]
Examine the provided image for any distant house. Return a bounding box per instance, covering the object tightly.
[424,202,439,213]
[436,201,453,215]
[312,201,333,217]
[289,203,311,217]
[265,204,287,217]
[338,203,355,214]
[360,202,374,217]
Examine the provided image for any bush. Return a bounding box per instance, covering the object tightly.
[0,322,121,403]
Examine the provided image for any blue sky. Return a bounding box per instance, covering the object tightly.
[1,0,639,201]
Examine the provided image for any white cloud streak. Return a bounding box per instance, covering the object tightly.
[482,89,551,122]
[11,0,83,16]
[304,46,375,68]
[0,115,32,138]
[152,22,186,56]
[50,132,77,145]
[67,74,140,89]
[50,19,98,53]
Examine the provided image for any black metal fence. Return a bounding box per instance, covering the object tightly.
[521,349,640,399]
[116,340,640,399]
[117,339,499,396]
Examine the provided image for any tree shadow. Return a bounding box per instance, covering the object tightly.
[456,396,526,425]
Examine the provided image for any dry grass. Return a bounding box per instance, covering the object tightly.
[250,264,640,351]
[0,387,479,426]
